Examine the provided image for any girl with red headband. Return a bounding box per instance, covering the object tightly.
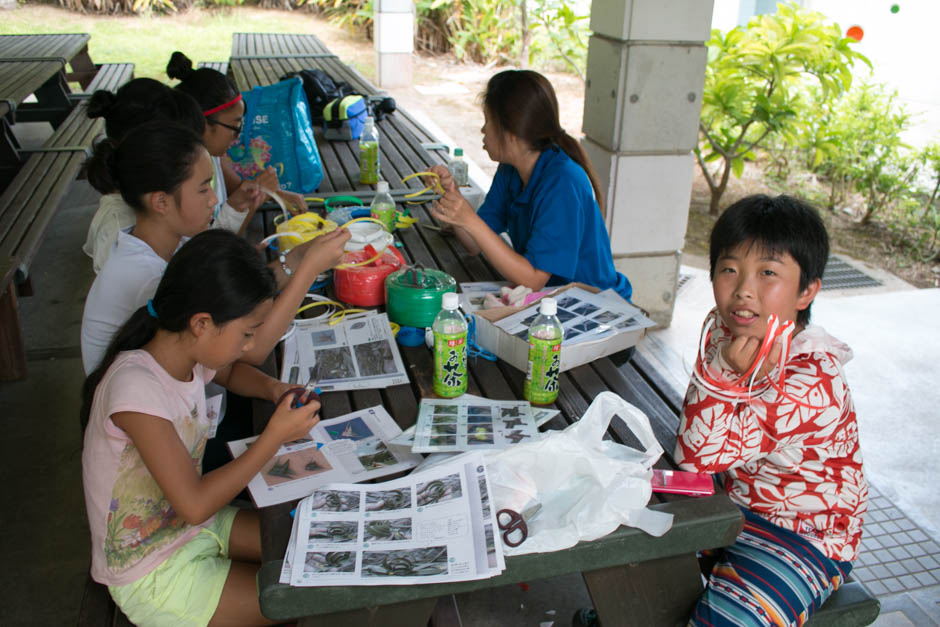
[167,51,306,235]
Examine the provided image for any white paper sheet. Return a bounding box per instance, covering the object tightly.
[409,398,541,453]
[286,452,504,586]
[280,311,408,391]
[228,405,422,508]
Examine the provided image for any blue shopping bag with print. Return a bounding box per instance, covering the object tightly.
[226,77,323,193]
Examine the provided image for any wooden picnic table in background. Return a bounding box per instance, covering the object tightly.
[0,33,97,88]
[232,32,744,627]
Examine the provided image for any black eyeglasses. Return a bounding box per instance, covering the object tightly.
[209,119,243,135]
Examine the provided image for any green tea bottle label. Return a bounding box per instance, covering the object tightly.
[360,141,379,184]
[524,336,561,404]
[434,332,467,397]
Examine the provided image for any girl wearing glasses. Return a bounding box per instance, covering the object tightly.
[168,52,306,235]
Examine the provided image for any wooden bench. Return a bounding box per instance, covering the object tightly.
[197,60,230,75]
[0,63,133,381]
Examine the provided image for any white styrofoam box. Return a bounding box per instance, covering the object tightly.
[612,252,681,328]
[582,140,693,255]
[582,37,707,153]
[473,284,650,373]
[375,12,414,54]
[376,0,413,13]
[590,0,715,42]
[376,52,413,88]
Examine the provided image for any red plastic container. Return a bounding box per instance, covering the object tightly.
[334,246,406,306]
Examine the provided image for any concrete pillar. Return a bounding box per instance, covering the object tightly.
[582,0,713,326]
[374,0,414,88]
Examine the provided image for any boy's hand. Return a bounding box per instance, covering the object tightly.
[722,335,783,380]
[266,391,321,444]
[295,227,351,276]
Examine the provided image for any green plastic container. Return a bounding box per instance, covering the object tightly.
[385,265,457,328]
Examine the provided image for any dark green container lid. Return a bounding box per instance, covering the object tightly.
[385,265,457,328]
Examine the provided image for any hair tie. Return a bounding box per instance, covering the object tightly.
[147,299,158,319]
[203,93,243,117]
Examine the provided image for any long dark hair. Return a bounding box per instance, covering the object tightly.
[84,121,206,209]
[86,77,205,144]
[80,230,277,429]
[483,69,605,214]
[166,51,240,122]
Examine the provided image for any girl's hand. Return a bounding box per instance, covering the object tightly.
[278,190,307,216]
[721,335,782,379]
[428,165,475,228]
[227,180,263,213]
[295,227,351,276]
[266,391,321,444]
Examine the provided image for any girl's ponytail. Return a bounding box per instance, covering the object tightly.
[555,130,605,215]
[84,138,120,195]
[80,307,159,430]
[165,51,195,82]
[168,50,239,114]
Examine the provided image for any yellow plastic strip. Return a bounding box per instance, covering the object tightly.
[296,300,343,316]
[401,172,444,204]
[329,308,367,326]
[335,246,388,269]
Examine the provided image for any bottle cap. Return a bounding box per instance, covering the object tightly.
[539,297,557,317]
[442,292,459,311]
[365,116,375,124]
[376,181,389,193]
[454,148,463,157]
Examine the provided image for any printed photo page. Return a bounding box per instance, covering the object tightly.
[228,405,422,508]
[284,452,505,586]
[280,311,408,391]
[409,398,541,453]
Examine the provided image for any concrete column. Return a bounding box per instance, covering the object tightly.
[374,0,414,88]
[582,0,713,326]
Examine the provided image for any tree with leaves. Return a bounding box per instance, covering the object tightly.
[697,3,868,214]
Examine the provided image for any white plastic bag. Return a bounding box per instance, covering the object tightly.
[486,391,674,555]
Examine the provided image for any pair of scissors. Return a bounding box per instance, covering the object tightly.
[278,361,322,409]
[496,508,528,547]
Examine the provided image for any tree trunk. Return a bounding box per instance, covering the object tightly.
[709,159,732,215]
[519,1,529,68]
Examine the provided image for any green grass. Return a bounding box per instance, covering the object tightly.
[1,5,326,81]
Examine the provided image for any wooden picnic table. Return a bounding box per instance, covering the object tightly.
[232,33,744,626]
[0,33,97,87]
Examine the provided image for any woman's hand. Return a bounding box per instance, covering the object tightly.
[428,165,476,229]
[265,391,321,444]
[721,335,782,379]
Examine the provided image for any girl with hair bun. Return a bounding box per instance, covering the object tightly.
[81,229,319,627]
[82,78,205,273]
[428,69,632,301]
[167,51,306,235]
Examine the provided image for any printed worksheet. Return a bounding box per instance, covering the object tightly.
[284,452,504,586]
[228,406,422,508]
[280,311,408,391]
[410,398,541,453]
[495,287,655,346]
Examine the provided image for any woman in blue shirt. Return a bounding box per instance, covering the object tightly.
[429,69,632,301]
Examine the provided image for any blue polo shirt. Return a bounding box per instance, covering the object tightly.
[477,146,632,301]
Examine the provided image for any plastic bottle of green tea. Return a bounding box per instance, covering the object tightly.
[370,180,396,232]
[359,116,380,185]
[432,292,467,398]
[524,297,563,405]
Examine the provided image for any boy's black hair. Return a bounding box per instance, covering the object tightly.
[709,194,829,326]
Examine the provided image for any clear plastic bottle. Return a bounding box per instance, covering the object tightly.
[370,180,396,232]
[524,297,563,405]
[432,292,467,398]
[359,116,380,185]
[447,147,469,187]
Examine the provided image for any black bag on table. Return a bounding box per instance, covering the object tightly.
[280,68,355,124]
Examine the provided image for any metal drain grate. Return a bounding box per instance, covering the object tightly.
[821,256,882,291]
[677,273,694,292]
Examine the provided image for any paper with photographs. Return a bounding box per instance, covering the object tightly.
[408,398,540,453]
[280,311,408,391]
[457,281,511,313]
[227,405,422,508]
[494,287,655,346]
[283,452,505,586]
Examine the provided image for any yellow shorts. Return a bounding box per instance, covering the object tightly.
[109,505,239,627]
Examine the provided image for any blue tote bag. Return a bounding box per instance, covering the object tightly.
[226,77,323,193]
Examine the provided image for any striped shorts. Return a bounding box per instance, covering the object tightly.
[690,508,852,627]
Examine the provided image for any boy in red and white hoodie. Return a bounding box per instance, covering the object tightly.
[676,195,867,627]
